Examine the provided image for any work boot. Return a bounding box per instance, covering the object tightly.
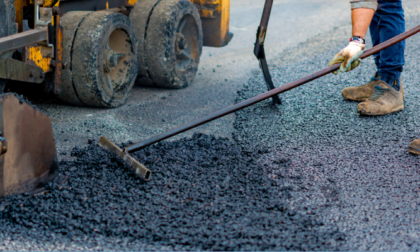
[342,75,381,101]
[342,75,404,101]
[356,81,404,116]
[408,139,420,155]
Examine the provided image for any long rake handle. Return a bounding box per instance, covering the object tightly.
[126,24,420,153]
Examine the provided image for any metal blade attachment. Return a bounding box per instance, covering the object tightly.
[99,136,151,181]
[0,93,58,198]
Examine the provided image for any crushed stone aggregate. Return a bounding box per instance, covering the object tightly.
[0,134,346,251]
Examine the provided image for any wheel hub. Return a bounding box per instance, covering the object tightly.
[105,49,125,72]
[176,33,188,55]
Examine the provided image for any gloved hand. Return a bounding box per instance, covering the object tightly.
[328,41,365,74]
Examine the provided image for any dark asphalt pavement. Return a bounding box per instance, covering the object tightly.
[234,13,420,251]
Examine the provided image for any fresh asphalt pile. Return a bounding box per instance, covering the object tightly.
[0,134,346,251]
[234,14,420,251]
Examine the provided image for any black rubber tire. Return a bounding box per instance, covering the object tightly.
[129,0,159,87]
[138,0,203,89]
[71,12,138,108]
[58,11,92,106]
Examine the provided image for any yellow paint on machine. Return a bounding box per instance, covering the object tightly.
[189,0,223,14]
[15,0,24,32]
[44,0,60,7]
[25,46,53,73]
[127,0,138,6]
[219,0,230,42]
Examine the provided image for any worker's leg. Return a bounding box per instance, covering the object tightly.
[356,0,405,116]
[375,0,405,91]
[369,12,381,71]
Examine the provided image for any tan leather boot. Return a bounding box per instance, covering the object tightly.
[356,81,404,116]
[342,77,404,101]
[342,76,381,101]
[408,139,420,155]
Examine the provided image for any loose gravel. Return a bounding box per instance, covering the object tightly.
[0,134,346,251]
[233,13,420,251]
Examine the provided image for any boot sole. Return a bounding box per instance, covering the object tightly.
[408,146,420,155]
[344,94,405,102]
[357,105,404,116]
[346,96,405,102]
[344,97,369,102]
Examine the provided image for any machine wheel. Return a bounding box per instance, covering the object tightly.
[129,0,159,87]
[133,0,203,89]
[59,11,92,106]
[70,12,138,108]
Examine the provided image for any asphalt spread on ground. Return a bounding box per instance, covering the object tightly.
[0,134,346,251]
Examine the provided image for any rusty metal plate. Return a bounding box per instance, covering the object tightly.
[0,93,58,197]
[0,58,45,84]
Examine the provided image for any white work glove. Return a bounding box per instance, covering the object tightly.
[328,41,365,74]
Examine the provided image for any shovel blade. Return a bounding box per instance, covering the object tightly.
[0,93,58,197]
[99,136,151,181]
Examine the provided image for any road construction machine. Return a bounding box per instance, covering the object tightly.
[0,0,232,108]
[0,0,232,198]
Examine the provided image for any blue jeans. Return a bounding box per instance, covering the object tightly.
[369,0,405,90]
